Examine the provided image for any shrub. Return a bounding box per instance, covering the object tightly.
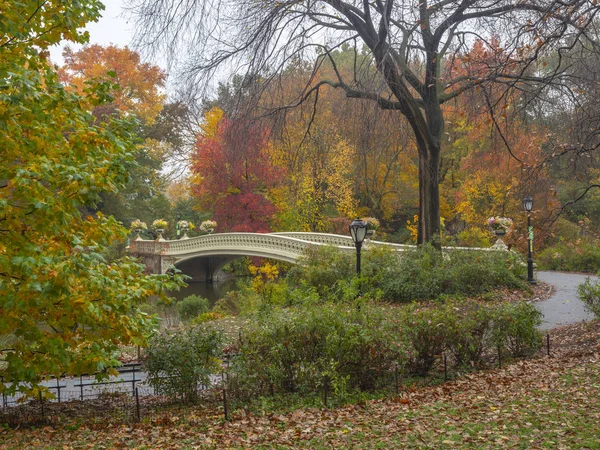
[578,274,600,318]
[398,303,448,375]
[230,303,407,399]
[286,245,399,302]
[538,240,600,273]
[491,302,543,357]
[441,300,496,368]
[144,325,223,402]
[381,244,526,302]
[393,299,541,374]
[395,299,495,375]
[190,311,225,325]
[212,286,262,316]
[176,295,210,322]
[286,246,355,299]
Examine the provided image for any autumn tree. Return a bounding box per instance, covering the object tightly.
[0,0,182,395]
[191,108,282,232]
[58,44,183,228]
[59,44,166,123]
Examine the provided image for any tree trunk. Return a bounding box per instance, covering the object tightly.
[417,139,441,247]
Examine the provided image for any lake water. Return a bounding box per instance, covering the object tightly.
[167,276,242,306]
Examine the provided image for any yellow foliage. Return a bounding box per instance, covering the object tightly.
[201,106,224,138]
[406,214,419,243]
[249,262,280,293]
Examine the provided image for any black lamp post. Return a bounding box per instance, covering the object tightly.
[522,195,536,284]
[349,219,368,276]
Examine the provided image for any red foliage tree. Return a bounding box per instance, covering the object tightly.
[191,113,282,232]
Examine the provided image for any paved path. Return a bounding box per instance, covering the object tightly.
[535,271,598,330]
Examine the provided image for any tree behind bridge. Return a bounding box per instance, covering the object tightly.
[128,0,598,244]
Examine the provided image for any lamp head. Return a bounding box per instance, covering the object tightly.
[349,218,368,245]
[522,195,533,212]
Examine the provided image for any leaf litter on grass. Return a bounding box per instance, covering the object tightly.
[1,320,599,449]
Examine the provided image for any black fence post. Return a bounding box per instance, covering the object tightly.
[135,387,141,423]
[39,391,45,420]
[131,365,137,396]
[497,345,502,369]
[222,354,230,422]
[56,378,61,403]
[322,375,329,408]
[80,375,84,401]
[444,354,448,382]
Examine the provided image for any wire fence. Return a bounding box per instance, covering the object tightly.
[0,333,555,427]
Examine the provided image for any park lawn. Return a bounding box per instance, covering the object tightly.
[1,322,599,449]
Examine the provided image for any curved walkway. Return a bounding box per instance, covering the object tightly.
[535,271,598,330]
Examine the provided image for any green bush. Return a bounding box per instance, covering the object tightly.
[538,240,600,273]
[177,295,210,322]
[397,299,496,375]
[230,303,407,399]
[398,303,448,375]
[286,245,398,302]
[212,285,262,317]
[286,246,355,299]
[491,302,543,357]
[394,299,542,375]
[144,325,223,402]
[578,274,600,318]
[440,300,495,368]
[381,245,526,302]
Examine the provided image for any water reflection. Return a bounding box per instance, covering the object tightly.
[166,276,241,307]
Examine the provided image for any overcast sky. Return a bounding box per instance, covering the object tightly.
[50,0,133,65]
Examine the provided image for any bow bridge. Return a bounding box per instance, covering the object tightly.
[128,232,412,281]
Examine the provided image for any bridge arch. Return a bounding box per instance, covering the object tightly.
[129,232,358,281]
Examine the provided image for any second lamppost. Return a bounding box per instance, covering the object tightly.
[349,219,368,276]
[522,195,536,284]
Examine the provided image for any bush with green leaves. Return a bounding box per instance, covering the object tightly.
[286,245,398,302]
[144,325,223,402]
[176,295,210,322]
[538,240,600,273]
[398,302,449,375]
[394,299,542,375]
[443,300,496,367]
[286,246,355,299]
[490,301,543,357]
[578,273,600,318]
[381,244,526,302]
[229,303,408,399]
[212,285,263,316]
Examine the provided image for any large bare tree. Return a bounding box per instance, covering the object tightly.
[128,0,600,244]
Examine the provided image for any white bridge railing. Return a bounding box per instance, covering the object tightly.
[129,232,498,274]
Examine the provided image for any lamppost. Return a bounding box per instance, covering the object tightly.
[349,218,368,276]
[522,195,536,284]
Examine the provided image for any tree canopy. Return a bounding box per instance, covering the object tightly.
[130,0,600,244]
[0,0,182,395]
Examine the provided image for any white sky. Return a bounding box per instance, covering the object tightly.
[49,0,134,65]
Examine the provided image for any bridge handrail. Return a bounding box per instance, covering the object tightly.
[159,233,351,256]
[131,232,498,257]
